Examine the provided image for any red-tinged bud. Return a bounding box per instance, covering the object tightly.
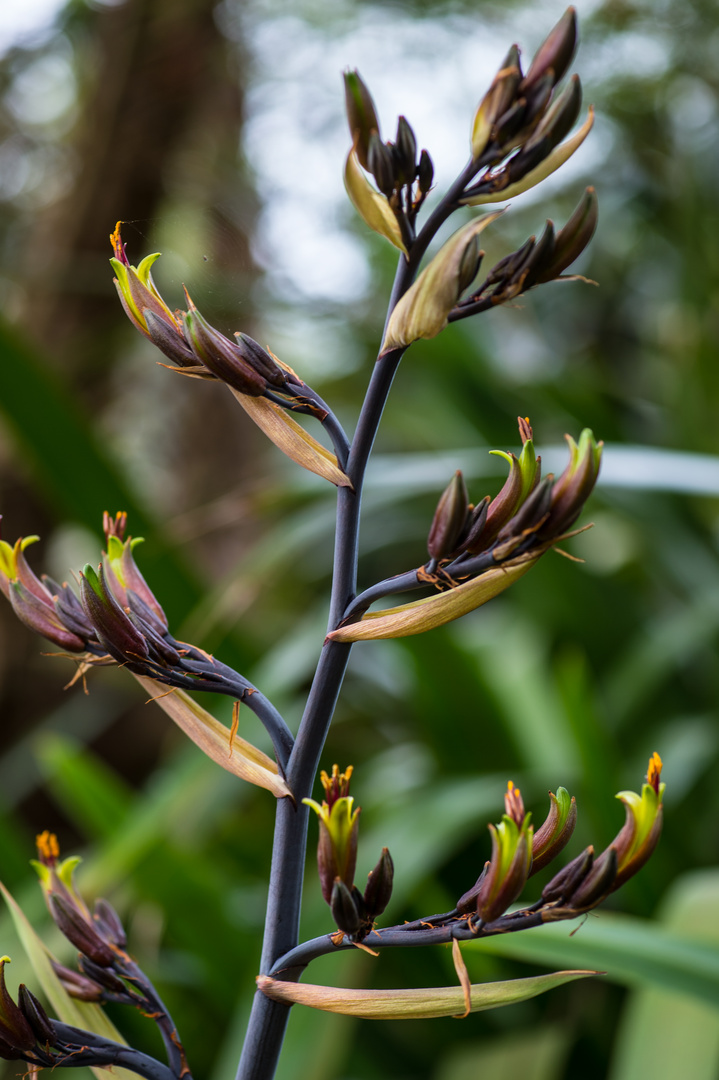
[539,429,602,538]
[483,425,540,547]
[9,579,87,652]
[521,7,577,91]
[363,848,394,919]
[183,304,267,397]
[475,803,533,925]
[17,986,54,1045]
[104,528,167,633]
[49,894,115,967]
[428,472,469,560]
[519,71,554,131]
[0,960,36,1053]
[607,753,664,891]
[344,70,381,170]
[80,564,149,664]
[304,765,360,904]
[51,961,103,1002]
[531,787,577,874]
[521,221,557,291]
[330,879,362,936]
[541,846,594,903]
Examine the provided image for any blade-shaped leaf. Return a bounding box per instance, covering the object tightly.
[328,558,537,642]
[469,910,719,1007]
[228,389,352,488]
[134,676,293,800]
[0,880,139,1080]
[256,969,597,1018]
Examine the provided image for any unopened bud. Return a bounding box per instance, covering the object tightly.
[418,149,434,193]
[367,132,396,197]
[93,898,127,949]
[567,846,617,909]
[534,187,597,283]
[427,472,469,560]
[471,44,522,159]
[0,959,36,1053]
[524,75,582,159]
[344,70,381,170]
[521,7,577,91]
[541,846,594,903]
[394,116,417,186]
[49,894,115,967]
[183,303,267,397]
[17,986,54,1044]
[457,235,483,293]
[363,848,394,918]
[330,879,361,936]
[234,334,287,388]
[531,787,577,874]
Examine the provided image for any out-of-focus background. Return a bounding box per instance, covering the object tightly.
[0,0,718,1078]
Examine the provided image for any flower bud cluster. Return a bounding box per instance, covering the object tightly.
[304,765,394,942]
[0,511,255,703]
[465,9,589,200]
[451,187,598,319]
[427,419,601,578]
[456,755,663,930]
[0,956,55,1062]
[345,70,434,215]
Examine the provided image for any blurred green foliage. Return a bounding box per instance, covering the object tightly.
[0,0,718,1078]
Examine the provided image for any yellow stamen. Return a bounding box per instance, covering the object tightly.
[36,830,59,861]
[647,751,663,793]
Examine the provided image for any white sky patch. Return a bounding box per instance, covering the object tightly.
[243,2,609,304]
[0,0,66,55]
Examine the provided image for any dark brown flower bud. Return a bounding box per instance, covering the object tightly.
[330,879,361,936]
[363,848,394,918]
[93,898,127,949]
[49,894,116,967]
[394,116,417,186]
[418,149,434,193]
[521,7,577,91]
[428,472,469,560]
[144,310,198,368]
[534,187,597,283]
[541,846,594,903]
[367,132,396,196]
[17,986,54,1045]
[344,69,381,170]
[234,334,287,388]
[183,303,267,398]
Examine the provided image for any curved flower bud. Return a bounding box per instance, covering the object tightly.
[474,784,533,925]
[530,787,577,874]
[304,765,360,904]
[427,472,469,560]
[183,300,267,398]
[521,7,577,92]
[363,847,394,920]
[538,428,602,537]
[79,563,149,665]
[0,959,36,1054]
[104,528,167,633]
[610,751,664,890]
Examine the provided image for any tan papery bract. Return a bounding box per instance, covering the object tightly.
[380,211,504,353]
[328,557,537,642]
[134,676,293,800]
[344,149,408,254]
[228,390,352,489]
[257,969,598,1019]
